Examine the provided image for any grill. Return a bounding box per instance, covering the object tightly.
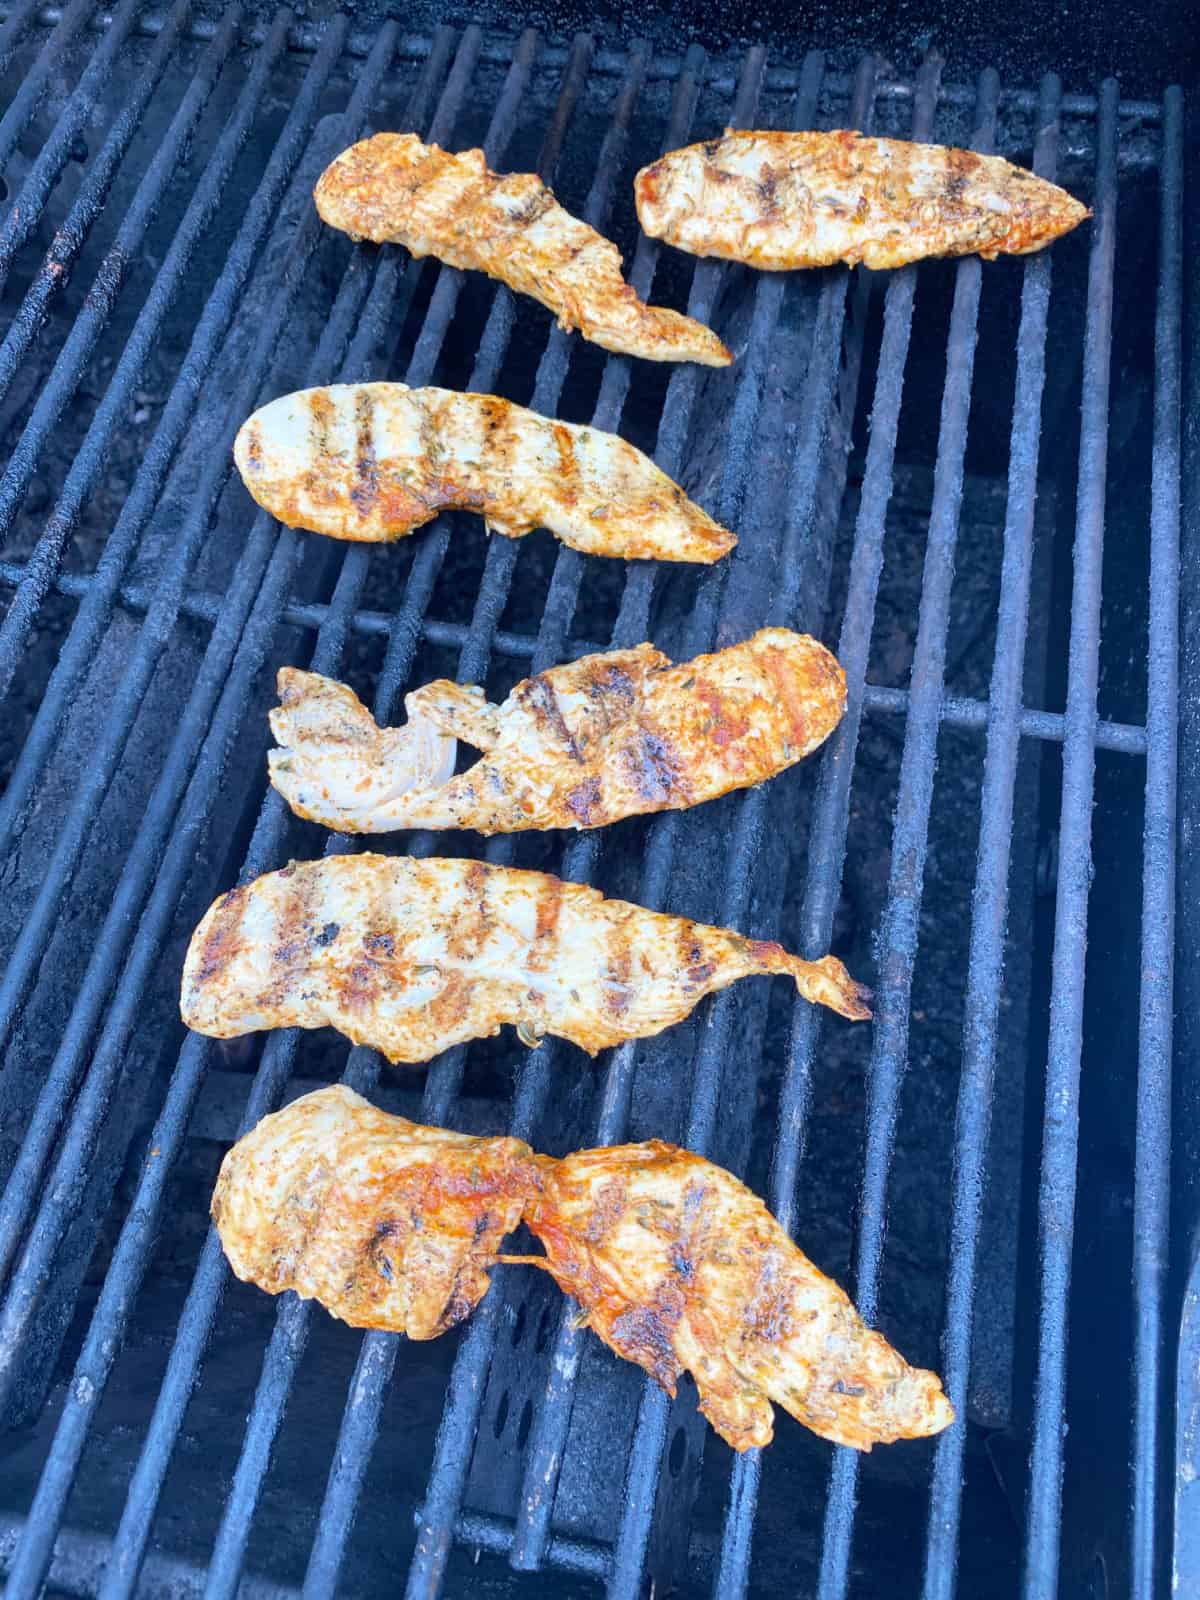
[0,6,1186,1599]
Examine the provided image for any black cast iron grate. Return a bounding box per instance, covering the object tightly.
[0,8,1183,1600]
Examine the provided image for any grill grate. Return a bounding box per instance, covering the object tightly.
[0,9,1184,1600]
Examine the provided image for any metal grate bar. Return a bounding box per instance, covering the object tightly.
[1130,81,1182,1600]
[57,25,518,1597]
[920,72,1063,1600]
[405,45,773,1599]
[0,558,1151,756]
[0,0,96,177]
[0,0,145,294]
[1023,77,1120,1600]
[0,0,253,686]
[199,34,610,1598]
[817,67,1000,1600]
[0,27,479,1598]
[604,58,883,1600]
[0,13,362,1299]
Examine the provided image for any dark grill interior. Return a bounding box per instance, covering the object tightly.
[0,7,1185,1599]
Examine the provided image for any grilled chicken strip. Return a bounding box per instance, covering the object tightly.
[269,629,846,835]
[314,133,730,366]
[212,1084,537,1337]
[181,855,870,1065]
[635,131,1090,270]
[524,1141,953,1451]
[234,383,734,563]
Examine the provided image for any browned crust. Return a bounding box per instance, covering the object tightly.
[635,130,1091,270]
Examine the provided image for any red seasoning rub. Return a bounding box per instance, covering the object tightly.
[524,1141,955,1451]
[314,133,731,366]
[636,130,1090,271]
[267,629,847,835]
[211,1084,538,1338]
[181,855,870,1066]
[233,383,735,564]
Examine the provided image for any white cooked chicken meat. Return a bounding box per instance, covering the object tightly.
[314,133,731,365]
[233,383,735,563]
[268,629,847,835]
[181,855,871,1065]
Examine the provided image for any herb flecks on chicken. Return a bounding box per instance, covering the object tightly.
[268,629,846,835]
[525,1141,955,1451]
[181,855,870,1066]
[234,383,734,563]
[636,130,1090,271]
[315,133,731,365]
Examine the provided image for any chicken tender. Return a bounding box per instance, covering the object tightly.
[268,629,846,835]
[234,383,734,563]
[181,855,870,1065]
[525,1140,954,1450]
[211,1084,538,1338]
[315,133,730,365]
[635,130,1090,270]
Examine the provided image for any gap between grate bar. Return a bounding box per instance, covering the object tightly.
[0,8,360,1314]
[920,71,1063,1600]
[1129,82,1182,1600]
[0,22,486,1599]
[199,31,618,1600]
[1023,76,1120,1600]
[310,38,718,1595]
[0,560,1152,756]
[407,43,800,1597]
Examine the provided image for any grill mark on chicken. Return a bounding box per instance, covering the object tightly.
[181,855,870,1064]
[524,675,582,761]
[627,724,687,804]
[351,386,378,517]
[524,1140,955,1451]
[636,130,1090,270]
[211,1084,538,1339]
[234,383,733,563]
[268,629,842,836]
[527,875,564,975]
[314,134,731,366]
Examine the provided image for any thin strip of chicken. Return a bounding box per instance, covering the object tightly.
[233,383,735,563]
[268,629,846,835]
[635,130,1090,270]
[314,133,730,366]
[523,1141,954,1451]
[181,855,870,1065]
[211,1084,537,1338]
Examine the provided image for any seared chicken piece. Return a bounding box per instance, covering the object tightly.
[211,1084,537,1337]
[181,855,870,1065]
[314,133,730,366]
[269,629,846,835]
[234,383,734,563]
[524,1141,954,1451]
[635,130,1090,270]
